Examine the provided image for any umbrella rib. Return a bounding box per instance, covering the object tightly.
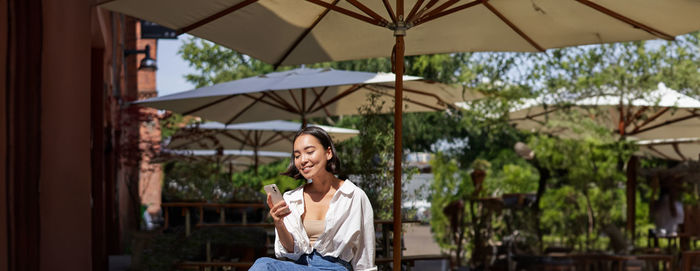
[413,0,480,26]
[307,86,330,112]
[224,94,266,125]
[626,106,649,129]
[177,0,259,34]
[346,0,391,25]
[222,130,248,146]
[419,0,461,21]
[513,108,552,125]
[255,130,263,151]
[574,0,674,41]
[365,87,442,111]
[382,0,398,23]
[482,1,545,52]
[631,109,698,135]
[646,145,674,160]
[312,84,365,113]
[629,107,670,133]
[305,0,387,27]
[241,130,255,150]
[373,84,449,108]
[254,92,298,112]
[182,94,239,116]
[259,132,286,147]
[302,88,307,119]
[672,143,687,161]
[169,129,213,149]
[308,87,334,117]
[274,0,339,69]
[405,0,426,23]
[509,107,560,122]
[289,89,303,113]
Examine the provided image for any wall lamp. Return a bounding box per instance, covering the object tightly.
[125,44,157,71]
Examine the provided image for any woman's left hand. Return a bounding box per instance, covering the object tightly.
[267,194,291,224]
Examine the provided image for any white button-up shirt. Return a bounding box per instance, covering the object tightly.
[274,180,377,271]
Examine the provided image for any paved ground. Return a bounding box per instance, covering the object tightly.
[403,224,451,271]
[403,224,442,256]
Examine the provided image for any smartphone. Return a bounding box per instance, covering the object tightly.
[263,184,284,205]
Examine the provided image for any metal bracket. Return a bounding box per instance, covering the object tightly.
[389,15,409,36]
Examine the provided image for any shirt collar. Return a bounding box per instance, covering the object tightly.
[286,185,305,202]
[337,179,356,196]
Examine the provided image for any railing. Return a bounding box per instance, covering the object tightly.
[162,202,267,236]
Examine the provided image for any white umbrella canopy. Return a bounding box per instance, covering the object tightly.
[136,67,476,124]
[510,83,700,140]
[636,138,700,161]
[102,0,700,66]
[166,119,359,152]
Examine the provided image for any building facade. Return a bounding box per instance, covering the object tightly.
[1,1,162,270]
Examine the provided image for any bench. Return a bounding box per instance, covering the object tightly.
[175,261,254,270]
[376,254,452,271]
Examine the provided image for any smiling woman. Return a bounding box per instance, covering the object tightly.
[251,126,377,271]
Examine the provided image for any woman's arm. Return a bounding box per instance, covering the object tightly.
[268,194,294,252]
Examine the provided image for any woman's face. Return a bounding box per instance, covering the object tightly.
[293,134,332,180]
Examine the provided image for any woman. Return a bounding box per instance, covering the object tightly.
[250,126,376,271]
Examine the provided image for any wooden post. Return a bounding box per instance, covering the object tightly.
[393,2,405,268]
[626,156,638,240]
[185,209,191,236]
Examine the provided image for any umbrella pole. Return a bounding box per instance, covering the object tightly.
[254,147,259,175]
[393,34,405,271]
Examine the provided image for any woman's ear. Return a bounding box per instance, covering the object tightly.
[326,146,333,161]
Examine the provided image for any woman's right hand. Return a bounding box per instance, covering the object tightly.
[267,194,291,224]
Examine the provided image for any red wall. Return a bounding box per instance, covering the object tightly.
[40,0,93,269]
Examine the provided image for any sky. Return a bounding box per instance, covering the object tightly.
[156,34,196,97]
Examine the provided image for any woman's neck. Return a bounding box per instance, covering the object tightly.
[306,172,339,195]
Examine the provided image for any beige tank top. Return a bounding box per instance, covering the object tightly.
[303,219,326,246]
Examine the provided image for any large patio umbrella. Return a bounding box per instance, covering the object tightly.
[510,83,700,141]
[101,0,700,267]
[135,67,474,126]
[166,120,359,171]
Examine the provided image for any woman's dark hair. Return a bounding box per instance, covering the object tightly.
[281,126,341,180]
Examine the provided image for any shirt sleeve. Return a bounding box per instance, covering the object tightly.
[273,221,303,260]
[352,193,378,271]
[274,198,306,261]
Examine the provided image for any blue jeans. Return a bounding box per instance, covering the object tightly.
[250,250,353,271]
